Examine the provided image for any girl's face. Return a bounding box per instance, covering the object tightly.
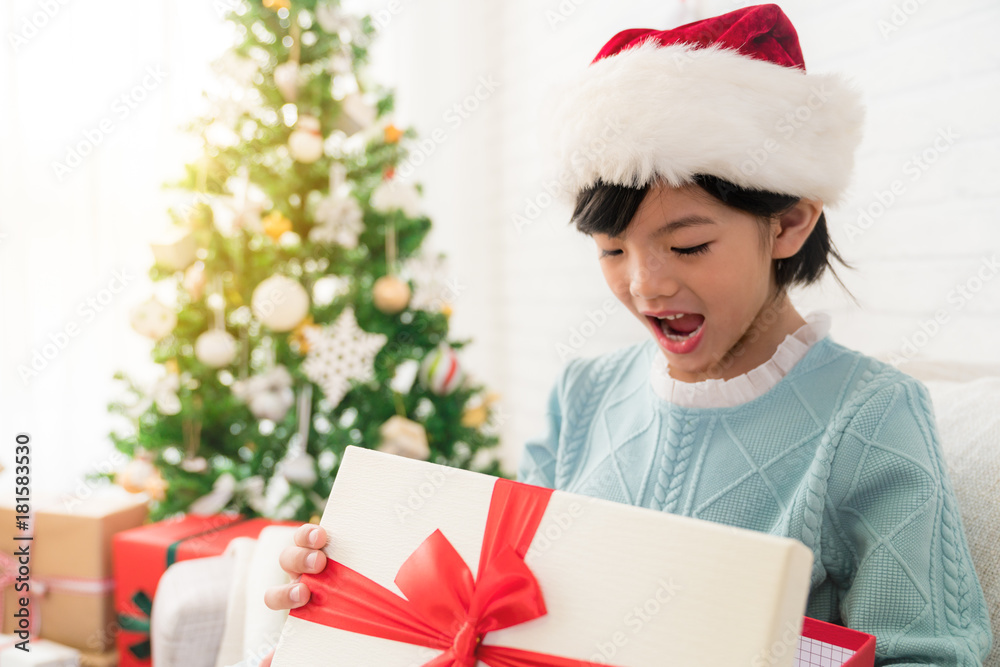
[593,182,816,382]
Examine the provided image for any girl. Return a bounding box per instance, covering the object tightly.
[256,4,992,666]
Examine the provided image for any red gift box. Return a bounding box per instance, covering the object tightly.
[112,513,299,667]
[798,617,876,666]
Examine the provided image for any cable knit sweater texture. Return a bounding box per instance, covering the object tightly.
[516,333,992,666]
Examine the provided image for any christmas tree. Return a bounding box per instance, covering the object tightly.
[101,0,504,522]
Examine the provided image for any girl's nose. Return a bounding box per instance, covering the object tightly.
[629,253,680,300]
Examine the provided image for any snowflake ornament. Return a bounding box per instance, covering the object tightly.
[309,192,364,247]
[402,252,453,312]
[302,306,387,407]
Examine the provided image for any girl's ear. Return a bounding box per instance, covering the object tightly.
[772,198,823,260]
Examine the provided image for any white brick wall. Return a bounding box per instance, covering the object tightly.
[362,0,1000,472]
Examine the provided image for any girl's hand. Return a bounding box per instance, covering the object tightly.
[264,522,329,610]
[260,523,329,667]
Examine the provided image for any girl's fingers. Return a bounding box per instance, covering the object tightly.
[264,581,311,611]
[260,649,274,667]
[278,545,328,576]
[293,523,328,549]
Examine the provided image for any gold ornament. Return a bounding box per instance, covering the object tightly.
[372,275,411,314]
[384,123,403,144]
[461,405,488,428]
[263,0,290,10]
[441,301,453,318]
[262,211,293,241]
[377,415,430,460]
[164,359,180,375]
[144,471,169,502]
[461,392,500,428]
[116,458,157,494]
[290,315,319,353]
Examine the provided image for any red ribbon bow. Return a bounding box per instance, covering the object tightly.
[291,478,617,666]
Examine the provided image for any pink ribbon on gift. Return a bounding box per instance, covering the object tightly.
[291,478,623,667]
[1,537,115,641]
[0,548,40,639]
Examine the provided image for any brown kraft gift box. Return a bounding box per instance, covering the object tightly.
[1,490,149,653]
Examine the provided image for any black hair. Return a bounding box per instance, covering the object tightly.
[571,174,854,298]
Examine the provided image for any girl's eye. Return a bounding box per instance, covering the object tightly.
[599,249,622,258]
[673,243,710,256]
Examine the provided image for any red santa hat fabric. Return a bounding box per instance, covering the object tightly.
[540,4,865,208]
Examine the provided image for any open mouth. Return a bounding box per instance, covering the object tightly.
[645,312,706,355]
[647,313,705,341]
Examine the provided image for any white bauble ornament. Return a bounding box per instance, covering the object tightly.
[195,329,237,368]
[150,228,198,271]
[130,296,177,340]
[289,115,324,163]
[372,275,411,314]
[180,456,208,473]
[377,415,430,460]
[389,359,420,394]
[335,93,376,136]
[419,344,465,396]
[280,451,318,487]
[251,275,310,332]
[273,61,300,101]
[371,178,422,218]
[232,365,295,422]
[312,275,351,306]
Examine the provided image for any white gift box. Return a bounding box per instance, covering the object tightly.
[0,635,80,666]
[271,446,815,667]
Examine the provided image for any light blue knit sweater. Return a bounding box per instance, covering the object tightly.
[516,334,992,666]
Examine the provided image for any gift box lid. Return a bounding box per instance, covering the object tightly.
[798,617,876,666]
[1,489,148,578]
[274,446,818,667]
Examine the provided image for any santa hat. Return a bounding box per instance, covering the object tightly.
[540,4,865,208]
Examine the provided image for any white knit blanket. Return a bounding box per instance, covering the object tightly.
[921,376,1000,667]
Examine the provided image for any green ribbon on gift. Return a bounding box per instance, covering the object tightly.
[118,515,253,662]
[165,515,252,567]
[117,589,152,659]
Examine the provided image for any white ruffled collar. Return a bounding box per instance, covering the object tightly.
[648,310,832,408]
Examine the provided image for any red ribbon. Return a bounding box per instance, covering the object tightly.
[291,478,617,666]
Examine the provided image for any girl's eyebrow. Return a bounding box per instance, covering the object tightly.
[649,215,717,240]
